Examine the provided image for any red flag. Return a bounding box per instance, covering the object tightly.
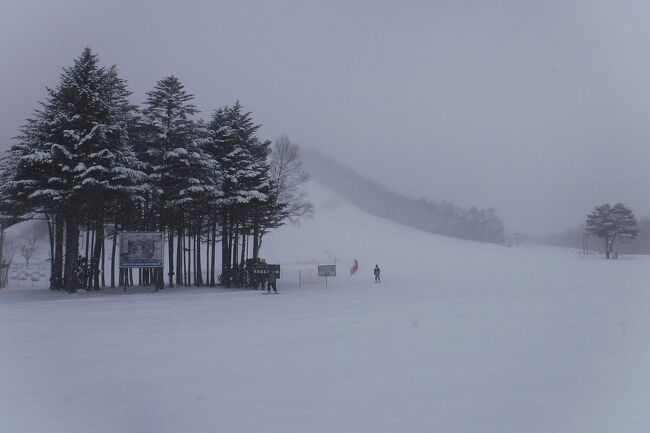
[350,259,359,275]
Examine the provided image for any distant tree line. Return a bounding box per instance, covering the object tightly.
[300,148,505,244]
[0,48,312,292]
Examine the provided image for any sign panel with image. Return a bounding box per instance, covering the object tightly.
[119,232,164,268]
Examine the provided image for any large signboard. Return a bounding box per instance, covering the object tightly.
[318,265,336,277]
[119,232,164,268]
[250,264,281,279]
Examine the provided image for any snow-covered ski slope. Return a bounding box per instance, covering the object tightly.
[2,181,650,433]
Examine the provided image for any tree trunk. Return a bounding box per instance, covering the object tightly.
[211,219,217,287]
[84,222,91,289]
[196,228,203,286]
[53,214,64,290]
[101,235,105,288]
[257,233,265,257]
[185,233,189,286]
[607,235,617,259]
[45,213,55,290]
[92,215,104,290]
[230,216,236,286]
[110,222,118,288]
[240,233,247,287]
[232,224,239,284]
[176,227,183,286]
[221,209,230,286]
[190,233,194,286]
[253,203,260,260]
[63,215,80,293]
[168,227,174,287]
[240,233,246,270]
[205,221,210,286]
[188,234,192,286]
[157,268,164,290]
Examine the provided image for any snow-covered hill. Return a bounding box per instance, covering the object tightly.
[1,180,650,433]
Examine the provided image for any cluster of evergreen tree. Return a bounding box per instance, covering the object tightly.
[585,203,639,259]
[0,48,311,292]
[301,147,505,244]
[537,203,645,257]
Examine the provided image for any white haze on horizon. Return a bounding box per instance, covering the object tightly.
[1,0,649,236]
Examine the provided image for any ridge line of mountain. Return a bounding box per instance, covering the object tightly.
[300,147,505,245]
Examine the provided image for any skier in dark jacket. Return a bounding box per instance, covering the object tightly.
[267,271,277,293]
[374,264,381,283]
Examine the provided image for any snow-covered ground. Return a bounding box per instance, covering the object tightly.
[1,182,650,433]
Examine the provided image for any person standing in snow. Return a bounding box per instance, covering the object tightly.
[267,270,278,293]
[374,264,381,283]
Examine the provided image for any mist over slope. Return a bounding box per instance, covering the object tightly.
[301,147,505,245]
[261,180,507,286]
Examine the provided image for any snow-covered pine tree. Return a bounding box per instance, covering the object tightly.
[0,89,72,290]
[141,76,219,287]
[206,102,270,286]
[1,48,145,292]
[74,64,146,289]
[235,115,272,266]
[57,50,146,291]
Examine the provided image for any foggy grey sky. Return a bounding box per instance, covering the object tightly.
[2,0,650,235]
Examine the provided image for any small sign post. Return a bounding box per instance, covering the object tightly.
[317,264,336,288]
